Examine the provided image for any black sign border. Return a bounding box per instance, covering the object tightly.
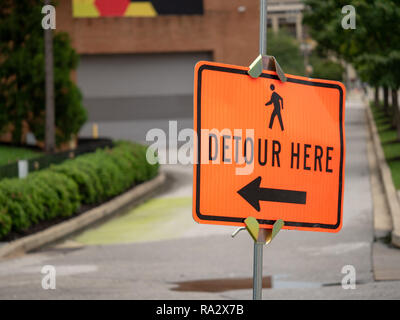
[195,63,344,230]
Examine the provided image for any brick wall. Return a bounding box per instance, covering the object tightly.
[56,0,260,66]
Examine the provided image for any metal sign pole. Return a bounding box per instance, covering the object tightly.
[231,0,285,301]
[252,0,268,301]
[259,0,267,56]
[253,229,268,300]
[252,237,264,300]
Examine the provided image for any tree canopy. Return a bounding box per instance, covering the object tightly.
[303,0,400,90]
[267,29,305,76]
[0,0,87,145]
[267,29,344,81]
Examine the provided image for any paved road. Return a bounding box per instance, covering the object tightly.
[1,93,400,299]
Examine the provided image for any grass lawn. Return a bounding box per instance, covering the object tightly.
[370,103,400,189]
[0,145,41,166]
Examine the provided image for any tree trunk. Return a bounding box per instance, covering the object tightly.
[392,89,400,140]
[383,86,389,114]
[374,87,379,106]
[392,89,398,127]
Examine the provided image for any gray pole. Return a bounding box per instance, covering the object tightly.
[44,0,55,153]
[253,0,268,301]
[259,0,267,56]
[253,239,264,300]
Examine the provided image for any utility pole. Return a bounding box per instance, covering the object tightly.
[44,0,55,153]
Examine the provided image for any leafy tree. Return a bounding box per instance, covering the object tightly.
[267,30,305,75]
[0,0,87,146]
[267,29,344,81]
[350,0,400,113]
[310,53,344,81]
[304,0,400,90]
[303,0,351,60]
[303,0,400,134]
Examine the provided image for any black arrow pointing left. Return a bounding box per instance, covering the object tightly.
[237,176,307,211]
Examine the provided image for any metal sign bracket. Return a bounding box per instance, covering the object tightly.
[248,54,287,82]
[231,218,284,300]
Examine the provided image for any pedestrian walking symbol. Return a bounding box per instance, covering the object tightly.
[266,84,284,131]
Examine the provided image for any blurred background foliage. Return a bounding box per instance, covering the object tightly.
[303,0,400,110]
[267,29,344,81]
[0,0,87,146]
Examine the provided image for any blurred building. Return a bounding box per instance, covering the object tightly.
[269,0,305,40]
[57,0,305,119]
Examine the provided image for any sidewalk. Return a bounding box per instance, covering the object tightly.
[363,89,400,282]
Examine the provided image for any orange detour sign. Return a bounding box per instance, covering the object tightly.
[193,61,346,233]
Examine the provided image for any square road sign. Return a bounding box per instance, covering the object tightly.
[193,61,346,233]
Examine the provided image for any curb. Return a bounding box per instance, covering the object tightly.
[365,105,400,248]
[0,172,166,259]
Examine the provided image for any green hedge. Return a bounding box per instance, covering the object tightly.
[0,141,159,239]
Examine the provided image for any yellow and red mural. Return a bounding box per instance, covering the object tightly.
[72,0,204,18]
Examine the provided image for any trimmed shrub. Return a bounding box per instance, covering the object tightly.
[0,191,12,238]
[0,141,159,239]
[51,159,101,204]
[50,141,159,204]
[29,171,80,218]
[0,179,40,231]
[114,141,159,181]
[0,171,81,233]
[0,179,31,231]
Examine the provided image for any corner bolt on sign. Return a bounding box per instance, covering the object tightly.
[192,61,346,233]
